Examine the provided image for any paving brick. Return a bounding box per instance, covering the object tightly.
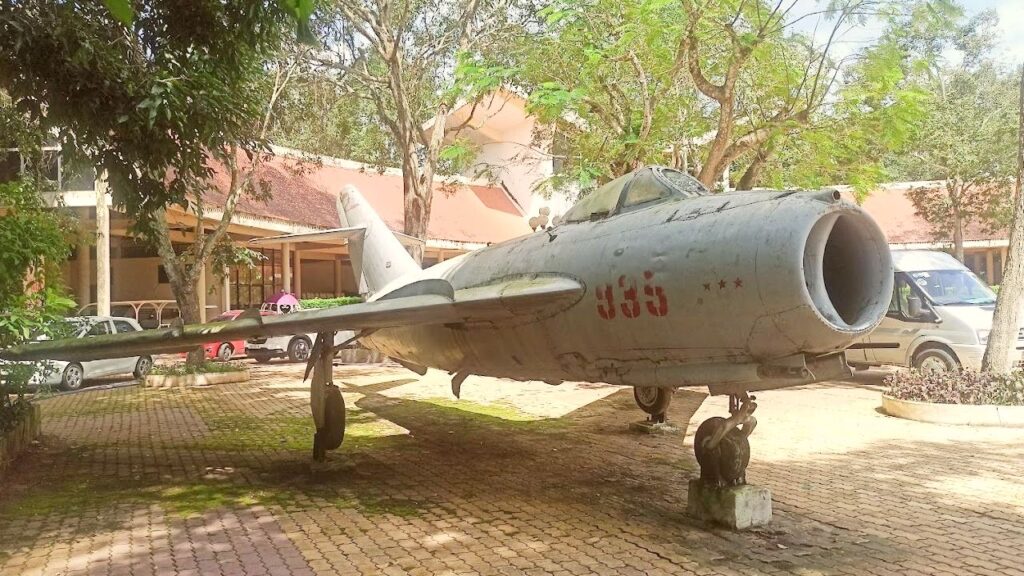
[1,363,1022,576]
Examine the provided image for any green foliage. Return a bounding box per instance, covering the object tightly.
[0,1,291,222]
[885,10,1018,247]
[504,0,954,197]
[101,0,134,25]
[299,296,363,309]
[150,362,248,376]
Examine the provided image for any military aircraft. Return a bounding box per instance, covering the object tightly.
[2,167,893,479]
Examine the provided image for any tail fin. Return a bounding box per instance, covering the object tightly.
[337,185,420,296]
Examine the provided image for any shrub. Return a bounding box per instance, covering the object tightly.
[300,296,363,309]
[150,361,247,376]
[886,369,1024,406]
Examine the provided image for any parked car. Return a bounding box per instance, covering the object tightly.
[25,316,153,390]
[178,310,249,361]
[246,292,355,363]
[848,250,1022,373]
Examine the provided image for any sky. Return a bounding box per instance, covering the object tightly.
[789,0,1024,66]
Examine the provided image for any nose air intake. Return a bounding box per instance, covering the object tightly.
[803,211,892,332]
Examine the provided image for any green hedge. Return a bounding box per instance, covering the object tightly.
[300,296,363,309]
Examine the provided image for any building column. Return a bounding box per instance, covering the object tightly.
[986,250,996,285]
[333,259,342,296]
[76,226,90,308]
[282,244,291,293]
[198,265,207,323]
[222,268,231,312]
[294,250,302,298]
[95,175,110,316]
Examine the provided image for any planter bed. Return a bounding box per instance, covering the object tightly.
[882,394,1024,427]
[145,369,250,389]
[1,403,42,476]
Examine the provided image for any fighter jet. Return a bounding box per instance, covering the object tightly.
[2,167,893,476]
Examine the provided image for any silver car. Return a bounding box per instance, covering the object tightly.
[27,316,153,390]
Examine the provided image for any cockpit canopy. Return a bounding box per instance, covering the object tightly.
[562,166,708,224]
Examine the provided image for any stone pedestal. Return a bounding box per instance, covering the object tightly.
[628,420,679,434]
[687,479,772,530]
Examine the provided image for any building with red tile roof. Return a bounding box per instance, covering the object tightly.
[847,182,1010,285]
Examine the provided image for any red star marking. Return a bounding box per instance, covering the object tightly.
[734,278,743,288]
[718,279,727,289]
[703,283,711,291]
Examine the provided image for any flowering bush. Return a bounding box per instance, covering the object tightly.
[886,369,1024,406]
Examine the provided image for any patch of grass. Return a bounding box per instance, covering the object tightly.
[0,470,426,525]
[419,397,537,422]
[195,411,314,452]
[151,361,248,376]
[40,387,175,418]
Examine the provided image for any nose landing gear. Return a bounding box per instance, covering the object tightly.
[694,393,757,487]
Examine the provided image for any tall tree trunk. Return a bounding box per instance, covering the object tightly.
[737,145,773,191]
[981,67,1024,373]
[953,215,965,262]
[168,275,205,365]
[401,153,429,265]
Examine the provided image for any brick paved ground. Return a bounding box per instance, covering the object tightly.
[1,362,1023,576]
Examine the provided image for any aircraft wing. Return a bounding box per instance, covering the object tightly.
[0,276,584,362]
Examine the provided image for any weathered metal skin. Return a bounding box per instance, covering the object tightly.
[361,187,893,390]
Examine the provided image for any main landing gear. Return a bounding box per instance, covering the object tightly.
[633,386,673,423]
[308,331,346,462]
[693,392,757,487]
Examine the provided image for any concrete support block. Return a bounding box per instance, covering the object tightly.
[687,479,772,530]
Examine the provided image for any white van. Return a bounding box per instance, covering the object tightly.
[848,250,1021,373]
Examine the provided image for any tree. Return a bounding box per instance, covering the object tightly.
[981,66,1024,374]
[0,95,75,422]
[514,0,953,196]
[894,13,1018,261]
[518,0,701,194]
[0,1,296,363]
[316,0,520,262]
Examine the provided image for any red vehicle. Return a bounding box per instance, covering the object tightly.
[178,310,248,361]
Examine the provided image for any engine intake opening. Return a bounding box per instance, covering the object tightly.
[804,211,892,331]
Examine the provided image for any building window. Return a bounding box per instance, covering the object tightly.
[0,147,96,191]
[231,248,279,309]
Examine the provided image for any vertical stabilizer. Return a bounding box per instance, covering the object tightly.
[337,185,420,296]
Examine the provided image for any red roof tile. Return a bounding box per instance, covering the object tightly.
[856,183,1008,244]
[204,153,530,245]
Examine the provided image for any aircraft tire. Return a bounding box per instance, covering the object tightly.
[633,386,672,417]
[313,385,346,461]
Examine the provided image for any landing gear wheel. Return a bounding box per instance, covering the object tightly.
[913,347,959,374]
[61,363,84,391]
[634,386,672,422]
[133,356,153,379]
[288,337,311,363]
[216,343,233,362]
[313,385,346,461]
[694,393,758,487]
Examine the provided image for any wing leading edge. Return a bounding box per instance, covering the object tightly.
[1,276,584,362]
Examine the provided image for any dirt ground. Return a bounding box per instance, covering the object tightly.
[1,361,1022,576]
